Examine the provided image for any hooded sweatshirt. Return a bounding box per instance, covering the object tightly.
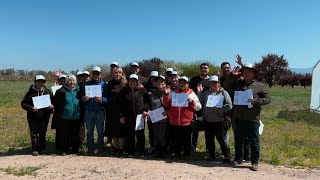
[199,88,233,122]
[21,84,53,121]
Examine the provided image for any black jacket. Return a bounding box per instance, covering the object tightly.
[21,85,53,121]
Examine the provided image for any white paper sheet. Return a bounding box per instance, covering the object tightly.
[32,94,51,109]
[149,107,167,123]
[259,120,264,135]
[171,92,189,107]
[234,89,253,106]
[206,95,224,108]
[85,85,102,98]
[51,85,62,96]
[135,114,145,130]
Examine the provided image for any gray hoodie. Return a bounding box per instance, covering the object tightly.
[199,88,233,122]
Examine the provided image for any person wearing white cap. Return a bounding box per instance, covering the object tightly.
[145,70,159,153]
[198,75,232,163]
[165,68,173,84]
[189,63,211,151]
[148,75,169,157]
[163,76,202,158]
[79,66,108,155]
[223,55,271,171]
[76,71,83,84]
[57,74,67,85]
[128,62,147,86]
[81,71,91,83]
[21,75,54,156]
[118,74,149,157]
[105,61,120,82]
[168,71,179,91]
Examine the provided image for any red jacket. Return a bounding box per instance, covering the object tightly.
[163,88,202,126]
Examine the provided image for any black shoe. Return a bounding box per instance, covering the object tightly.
[205,156,215,161]
[223,158,231,164]
[32,151,39,156]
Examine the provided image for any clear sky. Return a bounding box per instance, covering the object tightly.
[0,0,319,72]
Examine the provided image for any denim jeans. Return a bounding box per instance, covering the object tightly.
[85,110,105,151]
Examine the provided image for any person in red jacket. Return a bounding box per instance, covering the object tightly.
[163,76,202,158]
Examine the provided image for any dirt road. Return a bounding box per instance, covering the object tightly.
[0,155,319,180]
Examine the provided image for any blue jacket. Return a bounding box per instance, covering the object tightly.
[80,79,108,111]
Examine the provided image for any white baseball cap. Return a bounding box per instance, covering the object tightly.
[129,74,139,81]
[92,66,101,72]
[76,71,83,76]
[157,75,166,81]
[170,71,178,76]
[58,74,67,79]
[179,76,189,82]
[166,68,173,73]
[110,61,119,67]
[149,71,159,77]
[82,71,90,76]
[209,75,219,82]
[35,75,46,81]
[131,62,139,67]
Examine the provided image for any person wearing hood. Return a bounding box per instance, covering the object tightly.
[223,55,271,171]
[21,75,54,156]
[79,66,108,155]
[163,76,202,158]
[198,75,232,163]
[53,74,81,155]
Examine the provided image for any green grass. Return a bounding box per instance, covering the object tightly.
[0,82,319,168]
[0,166,41,176]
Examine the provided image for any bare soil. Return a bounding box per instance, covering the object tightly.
[1,155,319,180]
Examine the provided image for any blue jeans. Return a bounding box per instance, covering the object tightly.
[85,110,105,151]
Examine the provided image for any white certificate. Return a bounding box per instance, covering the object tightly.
[171,92,189,107]
[135,114,145,131]
[149,107,167,123]
[234,89,253,106]
[51,85,62,96]
[206,95,224,108]
[85,85,102,98]
[32,94,51,109]
[259,120,264,135]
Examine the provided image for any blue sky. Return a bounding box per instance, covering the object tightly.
[0,0,319,72]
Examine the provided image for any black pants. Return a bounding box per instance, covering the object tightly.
[170,125,191,156]
[79,109,86,145]
[191,129,199,147]
[235,120,260,164]
[125,124,145,156]
[28,119,49,152]
[147,120,154,148]
[60,120,81,153]
[205,121,231,159]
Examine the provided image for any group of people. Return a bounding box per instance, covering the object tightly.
[21,55,271,171]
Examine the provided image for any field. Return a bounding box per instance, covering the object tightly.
[0,81,319,169]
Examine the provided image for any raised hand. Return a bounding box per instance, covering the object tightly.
[235,54,244,67]
[232,66,241,76]
[197,84,204,93]
[164,86,171,95]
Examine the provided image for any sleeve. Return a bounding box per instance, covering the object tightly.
[219,90,233,113]
[21,91,33,112]
[143,88,150,112]
[101,83,108,105]
[163,93,172,108]
[189,92,202,111]
[255,84,271,106]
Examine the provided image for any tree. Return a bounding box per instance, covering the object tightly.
[255,54,289,88]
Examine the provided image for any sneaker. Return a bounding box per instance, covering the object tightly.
[32,151,39,156]
[250,163,259,171]
[106,143,112,148]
